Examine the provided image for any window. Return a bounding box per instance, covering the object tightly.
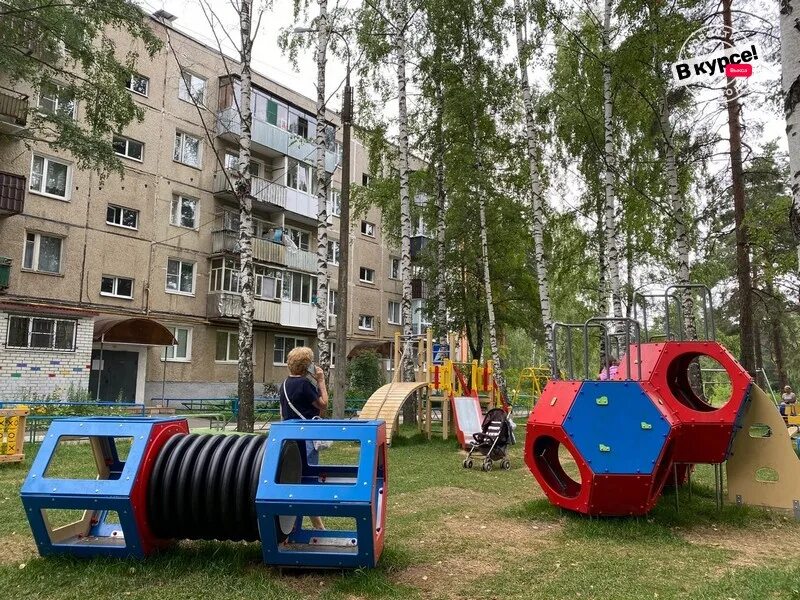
[173,131,201,167]
[178,70,206,105]
[23,232,62,274]
[30,154,70,199]
[166,259,195,294]
[328,289,337,328]
[266,97,288,129]
[282,271,317,304]
[100,275,133,299]
[286,227,311,251]
[359,267,375,284]
[170,195,198,229]
[126,73,149,97]
[328,189,341,217]
[330,342,336,368]
[162,326,191,361]
[287,158,315,194]
[361,221,375,237]
[112,134,143,161]
[224,153,262,178]
[210,258,239,293]
[6,315,76,351]
[362,173,371,186]
[327,240,340,265]
[215,330,239,362]
[390,257,400,280]
[274,336,305,364]
[255,266,282,299]
[358,314,375,331]
[388,301,401,325]
[37,83,75,119]
[288,108,313,140]
[106,205,139,230]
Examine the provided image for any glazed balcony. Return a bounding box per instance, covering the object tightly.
[0,172,25,217]
[0,88,28,129]
[207,291,281,324]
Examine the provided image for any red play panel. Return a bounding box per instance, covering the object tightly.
[529,381,583,426]
[132,418,189,555]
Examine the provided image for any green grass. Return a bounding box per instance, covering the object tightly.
[1,424,800,599]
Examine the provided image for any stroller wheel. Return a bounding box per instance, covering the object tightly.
[501,459,511,470]
[483,458,493,472]
[462,459,469,469]
[466,459,473,469]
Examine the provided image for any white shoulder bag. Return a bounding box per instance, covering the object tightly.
[282,380,332,451]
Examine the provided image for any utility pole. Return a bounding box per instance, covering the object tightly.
[333,66,353,419]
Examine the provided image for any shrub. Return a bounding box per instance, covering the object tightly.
[347,351,384,400]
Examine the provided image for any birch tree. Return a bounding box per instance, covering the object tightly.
[235,0,256,432]
[781,0,800,269]
[514,0,553,362]
[313,0,331,379]
[601,0,623,320]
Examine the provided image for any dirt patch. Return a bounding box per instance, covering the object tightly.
[681,525,798,567]
[0,533,37,565]
[400,557,500,599]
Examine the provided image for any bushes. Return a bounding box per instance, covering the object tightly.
[347,351,384,399]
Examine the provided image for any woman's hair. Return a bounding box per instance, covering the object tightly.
[786,386,793,392]
[287,346,314,376]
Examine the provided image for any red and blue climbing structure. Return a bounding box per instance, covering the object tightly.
[21,416,388,569]
[525,302,753,517]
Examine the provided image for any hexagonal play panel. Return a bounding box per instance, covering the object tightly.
[563,381,672,476]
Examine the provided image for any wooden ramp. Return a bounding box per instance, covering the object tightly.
[727,384,800,514]
[359,382,429,443]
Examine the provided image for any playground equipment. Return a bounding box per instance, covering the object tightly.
[526,286,800,518]
[21,416,387,568]
[510,366,551,409]
[0,406,28,463]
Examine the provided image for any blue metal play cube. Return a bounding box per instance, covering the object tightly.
[256,420,388,569]
[20,417,187,558]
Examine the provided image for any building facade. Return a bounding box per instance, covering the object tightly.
[0,12,428,403]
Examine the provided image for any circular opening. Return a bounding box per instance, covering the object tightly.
[532,435,583,499]
[665,353,733,411]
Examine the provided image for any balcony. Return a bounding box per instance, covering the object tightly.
[280,301,317,329]
[218,107,338,174]
[0,88,28,129]
[412,278,428,299]
[211,230,286,265]
[285,247,316,273]
[0,172,25,216]
[213,170,287,210]
[207,291,281,324]
[411,235,431,260]
[285,188,318,222]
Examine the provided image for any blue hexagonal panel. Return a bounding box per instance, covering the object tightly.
[563,381,671,475]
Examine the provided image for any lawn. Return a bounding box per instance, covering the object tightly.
[1,424,800,600]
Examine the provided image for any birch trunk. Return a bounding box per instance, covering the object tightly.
[514,0,553,365]
[597,194,608,364]
[602,0,623,321]
[781,0,800,269]
[434,69,447,342]
[478,192,508,401]
[723,0,755,374]
[396,0,414,384]
[236,0,255,432]
[314,0,330,380]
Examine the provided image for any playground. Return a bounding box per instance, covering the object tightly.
[1,427,800,599]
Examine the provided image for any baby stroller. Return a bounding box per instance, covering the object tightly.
[462,407,515,471]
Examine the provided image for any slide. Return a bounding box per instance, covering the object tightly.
[451,395,483,449]
[726,384,800,512]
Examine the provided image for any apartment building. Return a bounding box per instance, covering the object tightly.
[0,11,430,403]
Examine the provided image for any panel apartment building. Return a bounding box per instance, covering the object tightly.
[0,11,430,403]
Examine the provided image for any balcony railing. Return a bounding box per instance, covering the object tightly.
[217,107,338,174]
[285,247,316,273]
[412,278,428,299]
[280,301,317,329]
[207,291,281,324]
[0,88,28,127]
[211,230,287,265]
[213,170,287,209]
[0,172,25,216]
[285,188,318,221]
